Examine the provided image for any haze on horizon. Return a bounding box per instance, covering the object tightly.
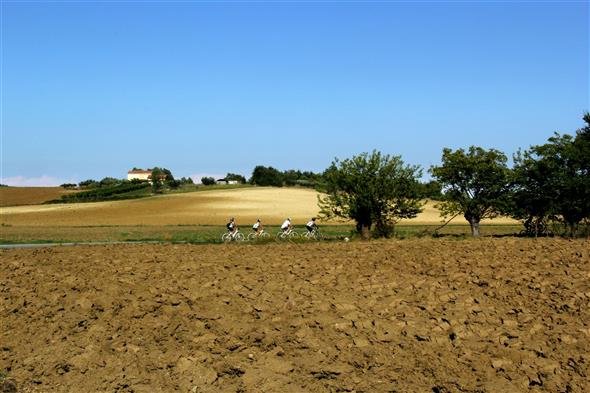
[1,1,588,186]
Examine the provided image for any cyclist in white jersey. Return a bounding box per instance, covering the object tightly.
[252,219,263,234]
[281,218,292,233]
[306,217,317,233]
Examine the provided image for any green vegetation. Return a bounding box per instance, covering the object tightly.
[250,166,284,187]
[250,166,322,188]
[201,176,216,185]
[430,147,512,237]
[510,114,590,236]
[318,151,423,239]
[225,173,247,183]
[48,181,152,203]
[0,224,522,245]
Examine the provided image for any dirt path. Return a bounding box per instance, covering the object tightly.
[2,238,588,392]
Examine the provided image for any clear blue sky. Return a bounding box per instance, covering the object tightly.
[1,1,588,186]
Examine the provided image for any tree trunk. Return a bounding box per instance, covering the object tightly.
[469,218,480,237]
[360,224,371,240]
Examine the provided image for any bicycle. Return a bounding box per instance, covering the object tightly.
[303,227,323,240]
[221,230,245,243]
[276,228,300,240]
[247,229,270,241]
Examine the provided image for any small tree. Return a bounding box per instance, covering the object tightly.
[430,146,512,236]
[201,176,216,186]
[318,150,423,239]
[151,168,165,193]
[225,173,246,184]
[99,177,121,187]
[250,166,284,187]
[78,179,99,189]
[179,177,194,185]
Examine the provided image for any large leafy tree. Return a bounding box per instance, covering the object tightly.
[511,148,556,236]
[511,113,590,236]
[318,151,423,239]
[430,146,512,236]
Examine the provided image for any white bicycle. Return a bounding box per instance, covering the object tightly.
[276,228,300,240]
[303,227,323,240]
[221,230,245,243]
[247,230,270,241]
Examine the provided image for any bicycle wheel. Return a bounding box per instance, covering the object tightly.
[289,231,300,239]
[221,233,231,242]
[248,232,257,241]
[235,232,245,242]
[259,231,270,239]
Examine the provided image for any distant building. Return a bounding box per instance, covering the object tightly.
[127,169,152,181]
[127,168,168,183]
[216,178,239,185]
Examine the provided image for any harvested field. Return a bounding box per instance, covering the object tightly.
[0,187,516,227]
[0,187,76,207]
[2,238,588,392]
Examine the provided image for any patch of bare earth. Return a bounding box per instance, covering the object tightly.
[2,238,588,392]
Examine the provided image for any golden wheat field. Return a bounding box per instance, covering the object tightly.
[0,187,516,227]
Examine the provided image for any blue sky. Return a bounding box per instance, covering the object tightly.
[1,1,588,186]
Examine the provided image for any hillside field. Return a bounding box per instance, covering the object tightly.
[0,187,516,227]
[0,187,77,207]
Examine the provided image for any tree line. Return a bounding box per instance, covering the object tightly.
[320,113,589,239]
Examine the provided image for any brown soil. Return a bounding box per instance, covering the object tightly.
[2,238,588,392]
[0,188,76,207]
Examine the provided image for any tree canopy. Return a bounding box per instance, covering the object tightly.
[510,113,590,236]
[250,166,284,187]
[430,146,512,236]
[318,151,423,239]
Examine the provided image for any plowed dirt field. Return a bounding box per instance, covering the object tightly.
[2,238,588,392]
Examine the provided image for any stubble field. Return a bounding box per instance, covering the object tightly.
[2,238,589,392]
[0,187,76,207]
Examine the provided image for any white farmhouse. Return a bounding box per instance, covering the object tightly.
[127,169,153,181]
[216,178,239,185]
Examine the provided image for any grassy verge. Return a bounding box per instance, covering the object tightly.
[0,224,524,245]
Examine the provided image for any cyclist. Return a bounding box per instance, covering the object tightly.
[280,217,292,234]
[252,218,263,235]
[226,217,238,238]
[306,217,318,234]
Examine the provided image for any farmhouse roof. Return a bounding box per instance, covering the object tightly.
[128,169,152,174]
